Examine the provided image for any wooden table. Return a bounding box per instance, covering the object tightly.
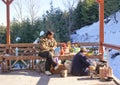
[58,53,75,60]
[58,53,102,60]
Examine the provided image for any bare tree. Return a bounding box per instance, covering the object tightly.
[62,0,79,40]
[13,0,40,24]
[26,0,40,24]
[62,0,78,10]
[13,0,24,22]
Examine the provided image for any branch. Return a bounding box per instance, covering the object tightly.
[2,0,14,5]
[10,0,14,4]
[2,0,7,4]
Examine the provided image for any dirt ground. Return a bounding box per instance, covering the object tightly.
[0,70,116,85]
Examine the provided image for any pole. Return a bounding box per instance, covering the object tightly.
[2,0,14,45]
[96,0,104,60]
[6,2,10,45]
[2,0,14,71]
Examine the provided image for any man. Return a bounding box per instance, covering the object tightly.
[39,30,58,75]
[71,48,90,76]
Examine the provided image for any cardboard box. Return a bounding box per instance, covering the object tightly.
[50,64,66,74]
[99,66,112,80]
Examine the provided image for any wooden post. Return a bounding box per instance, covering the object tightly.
[2,0,14,45]
[96,0,104,60]
[2,0,13,71]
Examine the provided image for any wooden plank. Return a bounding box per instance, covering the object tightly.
[103,43,120,51]
[10,43,39,47]
[4,56,42,60]
[3,53,101,61]
[21,60,28,66]
[58,53,101,60]
[0,44,6,47]
[73,42,100,46]
[11,60,19,67]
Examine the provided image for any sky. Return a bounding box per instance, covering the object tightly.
[0,0,78,25]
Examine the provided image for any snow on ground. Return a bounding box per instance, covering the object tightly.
[71,10,120,79]
[71,11,120,45]
[110,56,120,79]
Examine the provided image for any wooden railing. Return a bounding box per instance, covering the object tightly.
[0,42,119,69]
[103,43,120,51]
[73,42,100,46]
[9,43,40,56]
[0,42,100,55]
[0,43,101,71]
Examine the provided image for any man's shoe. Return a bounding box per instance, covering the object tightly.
[45,71,52,76]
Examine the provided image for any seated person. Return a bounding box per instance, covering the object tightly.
[71,48,90,76]
[39,30,58,75]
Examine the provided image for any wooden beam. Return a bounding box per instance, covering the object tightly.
[103,43,120,51]
[9,0,14,4]
[2,0,7,4]
[2,0,14,45]
[97,0,104,60]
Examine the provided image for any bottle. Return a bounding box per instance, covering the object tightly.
[57,46,60,56]
[54,47,59,63]
[55,47,60,56]
[60,47,64,55]
[15,47,18,56]
[54,47,57,56]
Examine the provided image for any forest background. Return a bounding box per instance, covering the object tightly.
[0,0,120,43]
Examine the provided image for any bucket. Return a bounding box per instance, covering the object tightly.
[60,69,67,77]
